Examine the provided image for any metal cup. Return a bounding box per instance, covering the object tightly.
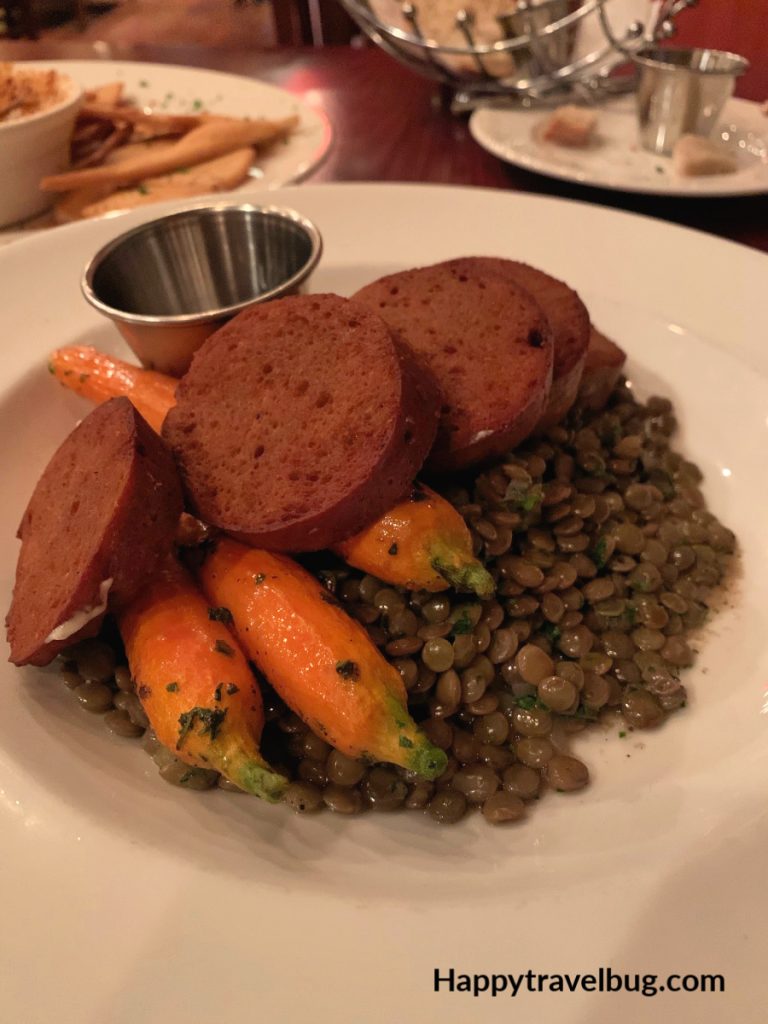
[82,202,323,376]
[634,46,750,156]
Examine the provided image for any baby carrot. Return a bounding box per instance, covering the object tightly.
[335,483,495,597]
[118,554,287,801]
[196,538,447,779]
[48,346,495,597]
[49,346,176,434]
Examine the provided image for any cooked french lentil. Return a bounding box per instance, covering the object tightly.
[55,382,735,827]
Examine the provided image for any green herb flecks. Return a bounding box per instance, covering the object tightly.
[451,608,475,636]
[399,736,414,749]
[388,543,398,556]
[591,536,610,570]
[176,706,228,749]
[540,622,561,645]
[226,683,239,696]
[208,606,233,625]
[335,660,360,680]
[516,695,539,711]
[214,684,223,702]
[504,480,543,512]
[166,681,179,693]
[214,639,235,657]
[137,184,150,195]
[253,573,266,586]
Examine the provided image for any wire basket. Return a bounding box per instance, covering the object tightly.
[340,0,698,107]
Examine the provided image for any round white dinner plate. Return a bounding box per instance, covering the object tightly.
[1,183,767,1024]
[2,59,332,241]
[470,94,768,197]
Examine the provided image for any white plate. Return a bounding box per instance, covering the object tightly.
[1,59,332,242]
[1,184,767,1024]
[470,95,768,197]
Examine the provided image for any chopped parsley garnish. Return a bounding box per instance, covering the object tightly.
[253,573,266,586]
[208,606,233,625]
[516,695,538,710]
[176,706,227,748]
[388,543,398,556]
[619,730,627,738]
[138,79,149,87]
[504,481,543,512]
[137,184,150,195]
[540,622,561,644]
[192,98,204,110]
[47,361,55,375]
[410,485,427,503]
[214,684,223,702]
[626,604,637,626]
[226,683,239,696]
[214,639,234,657]
[399,736,414,749]
[166,682,179,693]
[591,536,610,570]
[335,660,360,680]
[451,610,474,635]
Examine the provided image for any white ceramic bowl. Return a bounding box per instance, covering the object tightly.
[0,69,82,228]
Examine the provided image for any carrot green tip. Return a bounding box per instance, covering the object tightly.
[408,743,448,781]
[233,761,289,803]
[432,557,496,600]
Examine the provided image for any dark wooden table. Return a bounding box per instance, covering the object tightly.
[2,40,766,253]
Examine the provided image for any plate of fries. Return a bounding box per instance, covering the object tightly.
[3,59,332,239]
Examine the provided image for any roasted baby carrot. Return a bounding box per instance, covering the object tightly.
[49,346,176,434]
[118,554,287,801]
[196,538,448,779]
[48,347,494,597]
[335,483,495,597]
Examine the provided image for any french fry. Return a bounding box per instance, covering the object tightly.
[85,81,124,105]
[74,148,256,220]
[80,102,203,134]
[42,115,298,193]
[70,122,131,169]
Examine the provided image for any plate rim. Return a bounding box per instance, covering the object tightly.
[469,95,768,198]
[1,180,767,1023]
[1,57,334,237]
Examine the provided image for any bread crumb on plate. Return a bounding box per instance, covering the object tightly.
[672,133,738,177]
[541,105,598,148]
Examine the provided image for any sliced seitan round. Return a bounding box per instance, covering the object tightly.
[162,293,440,551]
[7,397,183,666]
[353,259,553,470]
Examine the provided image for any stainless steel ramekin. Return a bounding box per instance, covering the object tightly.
[82,201,323,376]
[634,46,750,157]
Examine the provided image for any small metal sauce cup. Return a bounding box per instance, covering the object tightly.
[82,202,323,376]
[634,47,750,157]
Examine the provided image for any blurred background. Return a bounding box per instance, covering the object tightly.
[1,0,765,82]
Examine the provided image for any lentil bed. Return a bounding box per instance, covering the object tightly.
[55,382,735,827]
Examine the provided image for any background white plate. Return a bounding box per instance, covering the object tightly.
[470,95,768,197]
[1,184,767,1023]
[2,59,332,242]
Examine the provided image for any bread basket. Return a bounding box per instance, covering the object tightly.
[340,0,698,108]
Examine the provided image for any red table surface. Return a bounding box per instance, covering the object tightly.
[1,40,766,253]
